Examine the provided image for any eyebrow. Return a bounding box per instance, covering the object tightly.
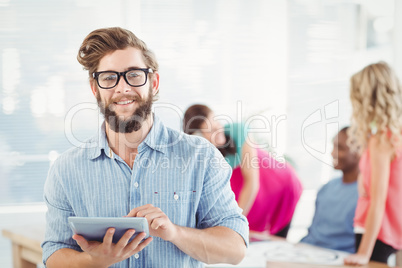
[96,66,149,73]
[100,66,146,71]
[125,66,148,71]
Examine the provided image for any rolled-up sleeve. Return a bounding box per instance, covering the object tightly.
[196,146,249,247]
[41,160,81,265]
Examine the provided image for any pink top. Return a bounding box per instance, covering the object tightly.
[230,149,303,234]
[354,147,402,249]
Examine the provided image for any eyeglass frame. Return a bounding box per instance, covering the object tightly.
[92,68,154,89]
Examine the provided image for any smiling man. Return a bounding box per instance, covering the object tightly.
[93,47,155,135]
[41,27,248,268]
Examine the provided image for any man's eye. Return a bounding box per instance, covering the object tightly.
[127,71,140,78]
[103,75,117,81]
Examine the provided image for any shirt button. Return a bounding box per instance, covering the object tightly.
[134,182,139,188]
[174,194,179,200]
[134,253,139,259]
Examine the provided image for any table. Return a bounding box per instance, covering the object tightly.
[206,232,397,268]
[264,262,391,268]
[2,226,44,268]
[1,227,397,268]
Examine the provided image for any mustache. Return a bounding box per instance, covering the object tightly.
[101,95,143,108]
[110,95,141,103]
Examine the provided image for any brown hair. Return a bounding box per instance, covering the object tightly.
[183,104,212,135]
[183,104,236,156]
[77,27,159,93]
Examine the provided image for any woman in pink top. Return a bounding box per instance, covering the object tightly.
[183,104,303,237]
[344,62,402,265]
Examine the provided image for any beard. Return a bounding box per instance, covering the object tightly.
[96,86,153,133]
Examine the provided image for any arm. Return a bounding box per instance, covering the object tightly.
[43,158,153,268]
[46,228,152,268]
[237,140,260,216]
[127,205,246,265]
[46,248,96,268]
[344,133,393,265]
[357,173,367,198]
[172,225,245,264]
[124,144,248,265]
[397,250,402,266]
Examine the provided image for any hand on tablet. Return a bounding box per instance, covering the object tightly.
[127,204,178,242]
[73,227,153,267]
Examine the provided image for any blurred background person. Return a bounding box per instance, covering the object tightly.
[344,62,402,265]
[183,104,303,238]
[300,126,360,253]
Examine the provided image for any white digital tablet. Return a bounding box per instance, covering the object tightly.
[68,217,150,243]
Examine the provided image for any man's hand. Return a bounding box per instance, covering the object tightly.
[126,204,247,265]
[73,227,152,268]
[126,204,178,242]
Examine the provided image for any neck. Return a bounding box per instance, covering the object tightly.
[342,166,359,183]
[105,115,154,168]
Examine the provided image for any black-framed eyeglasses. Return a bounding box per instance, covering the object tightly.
[92,68,153,89]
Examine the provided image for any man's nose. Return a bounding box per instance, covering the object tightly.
[331,147,337,158]
[115,76,131,93]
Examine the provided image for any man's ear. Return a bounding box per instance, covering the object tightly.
[90,80,98,97]
[151,72,160,96]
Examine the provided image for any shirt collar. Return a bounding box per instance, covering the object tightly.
[139,115,168,154]
[87,121,112,160]
[88,114,168,160]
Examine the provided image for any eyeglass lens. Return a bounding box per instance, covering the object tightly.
[98,70,147,88]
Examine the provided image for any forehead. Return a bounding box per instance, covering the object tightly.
[98,47,146,71]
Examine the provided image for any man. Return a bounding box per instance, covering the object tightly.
[300,127,360,253]
[41,27,248,268]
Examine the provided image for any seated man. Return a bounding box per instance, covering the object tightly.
[41,27,248,268]
[300,127,360,253]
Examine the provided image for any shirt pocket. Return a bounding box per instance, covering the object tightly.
[151,191,197,226]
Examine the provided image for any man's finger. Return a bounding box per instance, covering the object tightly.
[103,227,115,245]
[126,208,138,217]
[126,232,147,252]
[150,216,167,230]
[115,229,135,250]
[73,234,89,251]
[141,210,164,221]
[126,204,155,217]
[135,236,153,252]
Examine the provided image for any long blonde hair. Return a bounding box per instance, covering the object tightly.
[348,61,402,153]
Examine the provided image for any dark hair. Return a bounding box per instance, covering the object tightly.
[183,104,236,157]
[333,126,349,141]
[340,126,349,134]
[183,104,212,135]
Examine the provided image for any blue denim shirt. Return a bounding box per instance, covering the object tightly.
[42,115,249,267]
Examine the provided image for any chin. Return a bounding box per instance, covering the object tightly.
[216,137,226,146]
[215,140,226,147]
[333,165,342,170]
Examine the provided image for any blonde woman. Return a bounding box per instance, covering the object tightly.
[344,62,402,265]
